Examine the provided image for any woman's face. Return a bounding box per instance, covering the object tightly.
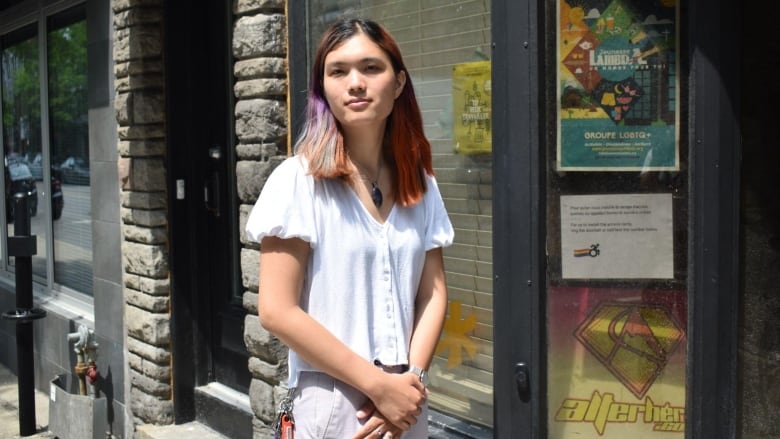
[322,32,406,133]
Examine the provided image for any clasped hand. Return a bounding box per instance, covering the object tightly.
[351,371,427,439]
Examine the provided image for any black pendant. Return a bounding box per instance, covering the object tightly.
[370,182,383,208]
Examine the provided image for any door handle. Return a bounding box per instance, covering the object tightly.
[204,145,222,217]
[514,362,530,402]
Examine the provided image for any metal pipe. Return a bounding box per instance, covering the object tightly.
[2,193,46,436]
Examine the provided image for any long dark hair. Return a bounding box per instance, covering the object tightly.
[295,18,432,206]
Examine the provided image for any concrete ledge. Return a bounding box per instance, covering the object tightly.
[135,422,227,439]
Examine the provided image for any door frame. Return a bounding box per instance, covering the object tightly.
[492,0,545,436]
[491,0,740,437]
[164,2,250,434]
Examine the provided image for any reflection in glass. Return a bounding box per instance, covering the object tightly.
[48,9,92,295]
[306,1,494,428]
[1,25,49,280]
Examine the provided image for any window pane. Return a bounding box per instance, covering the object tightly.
[1,25,49,281]
[48,8,91,294]
[306,1,494,428]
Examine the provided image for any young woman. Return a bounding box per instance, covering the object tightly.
[245,18,453,439]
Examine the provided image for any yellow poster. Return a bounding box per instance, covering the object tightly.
[452,61,491,154]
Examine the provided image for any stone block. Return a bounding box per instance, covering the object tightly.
[243,291,258,314]
[247,356,287,384]
[235,99,287,143]
[233,14,286,58]
[241,247,260,293]
[235,78,287,99]
[126,287,169,312]
[132,91,165,124]
[235,156,286,202]
[121,207,167,227]
[243,314,286,363]
[118,124,165,141]
[127,351,171,381]
[126,304,171,345]
[129,386,173,425]
[234,58,287,79]
[236,143,281,160]
[122,240,169,278]
[127,336,171,363]
[123,224,167,244]
[124,275,170,296]
[118,139,165,157]
[234,0,284,15]
[121,190,167,209]
[248,378,275,423]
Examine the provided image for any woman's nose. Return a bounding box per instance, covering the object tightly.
[347,70,365,92]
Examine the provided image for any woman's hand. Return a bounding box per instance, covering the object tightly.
[353,400,404,439]
[366,371,426,431]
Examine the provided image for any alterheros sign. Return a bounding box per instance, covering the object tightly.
[556,0,680,171]
[548,287,687,437]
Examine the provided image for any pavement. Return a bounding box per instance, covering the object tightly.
[0,362,53,438]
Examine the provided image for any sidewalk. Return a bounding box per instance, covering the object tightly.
[0,362,53,438]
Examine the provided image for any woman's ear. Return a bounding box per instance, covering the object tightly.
[395,70,407,99]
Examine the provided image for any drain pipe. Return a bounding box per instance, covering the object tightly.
[67,325,99,397]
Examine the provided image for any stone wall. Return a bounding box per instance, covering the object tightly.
[113,0,173,427]
[232,1,291,437]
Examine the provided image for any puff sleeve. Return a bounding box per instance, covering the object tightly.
[424,175,455,250]
[245,156,318,247]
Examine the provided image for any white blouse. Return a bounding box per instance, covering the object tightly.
[245,156,454,387]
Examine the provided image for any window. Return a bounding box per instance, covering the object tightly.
[1,3,91,296]
[303,0,494,429]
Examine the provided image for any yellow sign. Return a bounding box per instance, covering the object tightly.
[452,61,491,154]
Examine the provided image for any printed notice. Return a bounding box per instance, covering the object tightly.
[560,193,673,279]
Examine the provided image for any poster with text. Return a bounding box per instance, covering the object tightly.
[560,193,673,279]
[453,61,492,154]
[557,0,679,171]
[548,286,686,437]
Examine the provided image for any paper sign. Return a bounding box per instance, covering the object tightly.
[560,193,673,279]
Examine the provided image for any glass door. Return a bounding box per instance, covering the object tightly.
[546,0,687,437]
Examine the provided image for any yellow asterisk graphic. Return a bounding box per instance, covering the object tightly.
[435,300,478,368]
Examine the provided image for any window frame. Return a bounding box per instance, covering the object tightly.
[0,0,93,313]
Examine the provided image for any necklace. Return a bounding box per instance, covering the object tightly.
[354,161,383,208]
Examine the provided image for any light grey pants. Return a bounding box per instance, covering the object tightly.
[291,371,429,438]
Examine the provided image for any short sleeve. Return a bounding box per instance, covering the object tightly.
[424,175,455,250]
[245,156,318,247]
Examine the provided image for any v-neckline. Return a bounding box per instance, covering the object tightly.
[348,182,395,227]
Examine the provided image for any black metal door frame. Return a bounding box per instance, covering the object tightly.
[491,0,741,437]
[165,0,248,426]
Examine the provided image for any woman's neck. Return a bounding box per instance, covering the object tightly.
[343,127,385,175]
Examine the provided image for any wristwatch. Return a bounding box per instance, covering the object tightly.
[408,365,429,387]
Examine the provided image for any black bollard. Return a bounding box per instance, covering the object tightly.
[2,193,46,436]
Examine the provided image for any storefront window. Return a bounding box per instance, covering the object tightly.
[48,7,91,294]
[0,4,91,296]
[305,0,494,429]
[547,0,687,437]
[1,24,49,280]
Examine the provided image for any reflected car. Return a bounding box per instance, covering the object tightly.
[58,156,90,185]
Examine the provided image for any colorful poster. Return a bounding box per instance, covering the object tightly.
[557,0,679,171]
[560,193,674,279]
[452,61,491,154]
[548,286,687,437]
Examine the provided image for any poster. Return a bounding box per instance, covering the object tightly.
[452,61,491,154]
[560,193,673,279]
[548,286,687,437]
[557,0,679,171]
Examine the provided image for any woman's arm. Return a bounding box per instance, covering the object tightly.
[408,247,449,371]
[258,236,426,429]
